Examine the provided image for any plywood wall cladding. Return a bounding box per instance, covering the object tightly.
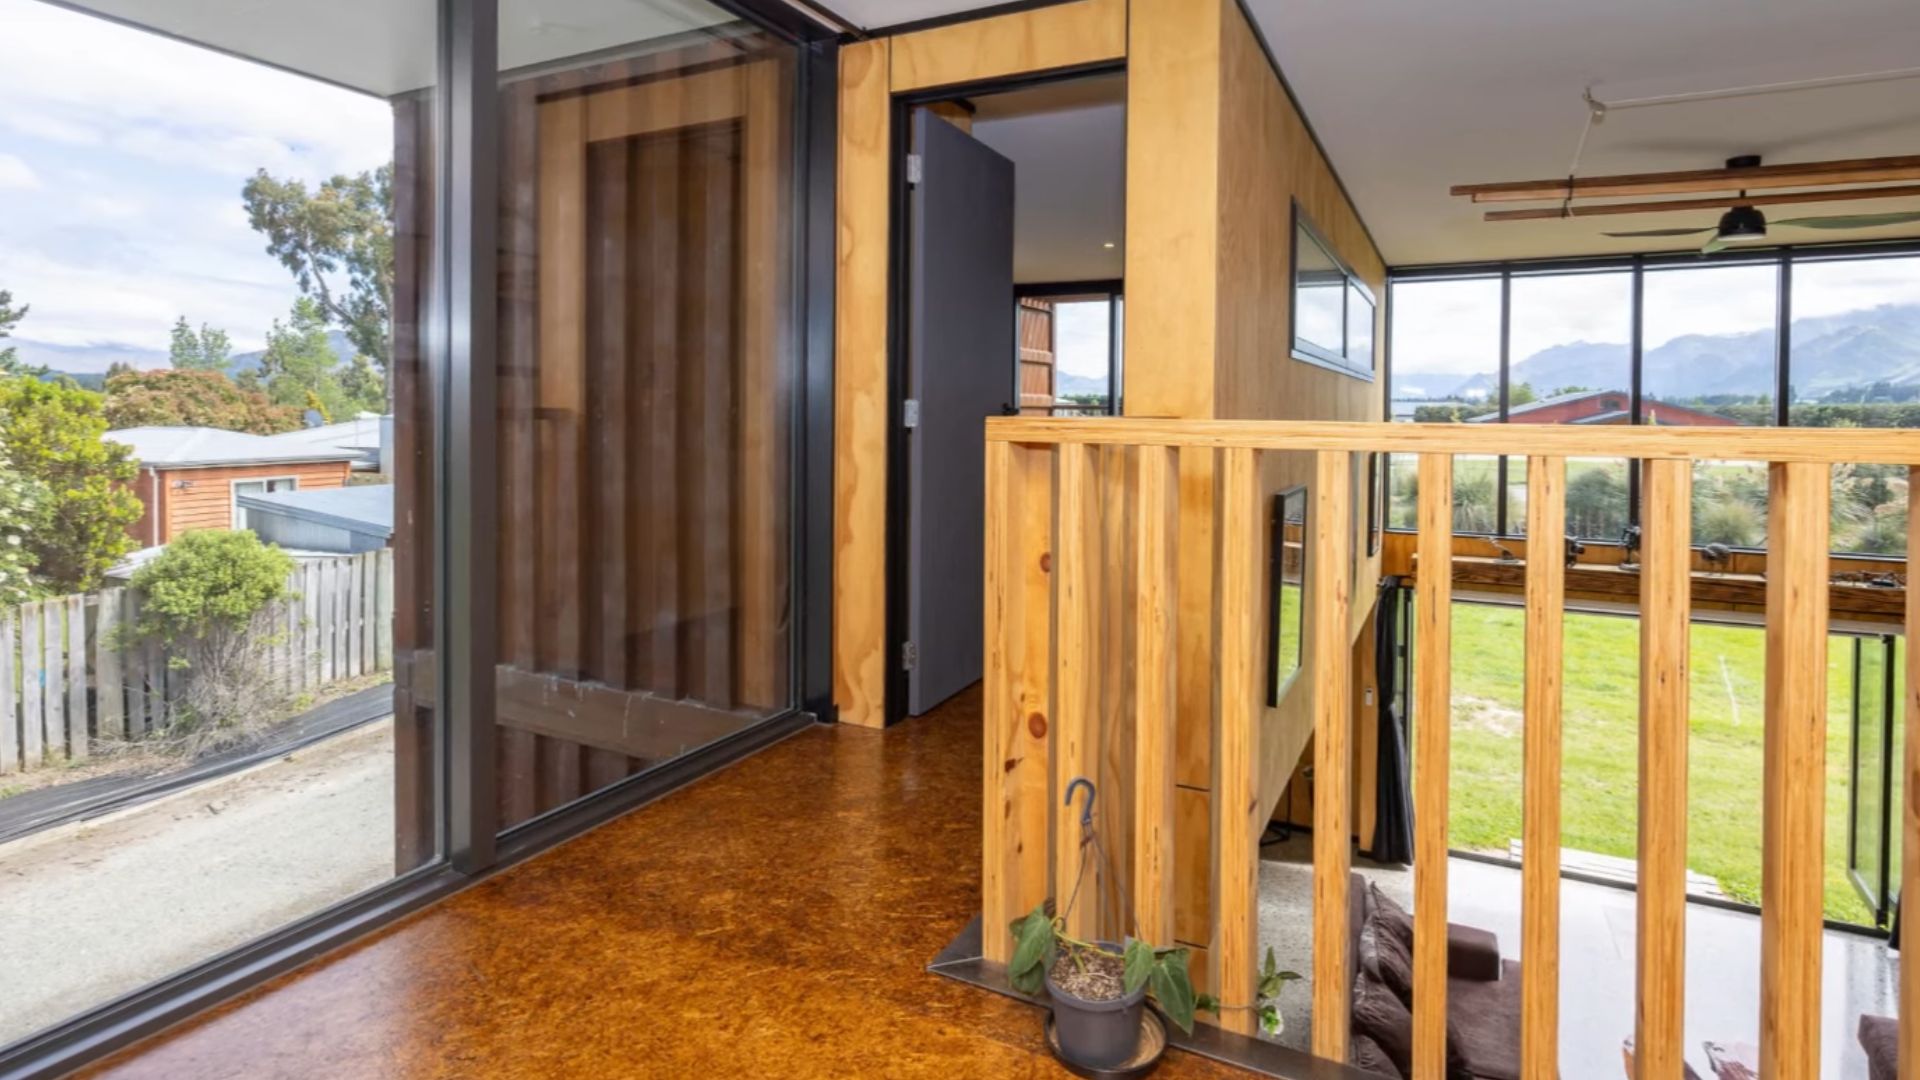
[889,0,1127,94]
[389,43,797,848]
[832,0,1130,730]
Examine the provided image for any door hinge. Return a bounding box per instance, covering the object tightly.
[901,641,919,672]
[906,153,924,186]
[902,398,921,429]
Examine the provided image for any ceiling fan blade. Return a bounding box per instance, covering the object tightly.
[1601,226,1717,238]
[1701,235,1733,254]
[1772,211,1920,230]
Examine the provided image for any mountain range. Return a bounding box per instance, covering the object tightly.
[1396,301,1920,404]
[10,331,357,384]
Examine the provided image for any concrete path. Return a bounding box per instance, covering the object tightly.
[0,720,395,1047]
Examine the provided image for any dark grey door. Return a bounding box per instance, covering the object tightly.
[906,110,1016,716]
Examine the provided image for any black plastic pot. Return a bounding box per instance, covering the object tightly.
[1044,944,1147,1069]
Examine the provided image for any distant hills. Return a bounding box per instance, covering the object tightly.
[1396,301,1920,404]
[11,331,357,386]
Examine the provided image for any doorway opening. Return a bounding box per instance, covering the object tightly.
[887,70,1127,723]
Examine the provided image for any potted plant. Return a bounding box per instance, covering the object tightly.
[1008,905,1298,1068]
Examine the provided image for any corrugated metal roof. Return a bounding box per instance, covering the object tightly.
[235,484,395,536]
[108,426,364,467]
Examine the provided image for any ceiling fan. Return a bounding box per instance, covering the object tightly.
[1602,158,1920,251]
[1452,154,1920,251]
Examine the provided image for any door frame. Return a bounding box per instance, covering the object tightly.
[881,63,1127,727]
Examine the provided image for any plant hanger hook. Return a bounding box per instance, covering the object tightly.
[1064,777,1096,830]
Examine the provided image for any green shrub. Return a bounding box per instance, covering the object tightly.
[126,530,296,751]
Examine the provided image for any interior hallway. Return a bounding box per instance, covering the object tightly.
[81,688,1254,1079]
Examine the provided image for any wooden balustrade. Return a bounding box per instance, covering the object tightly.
[980,418,1920,1076]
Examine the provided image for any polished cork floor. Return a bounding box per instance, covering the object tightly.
[82,688,1252,1080]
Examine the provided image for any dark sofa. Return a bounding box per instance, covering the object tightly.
[1344,874,1523,1080]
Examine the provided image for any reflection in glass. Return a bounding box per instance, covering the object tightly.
[1269,486,1306,704]
[487,4,799,830]
[1294,230,1345,358]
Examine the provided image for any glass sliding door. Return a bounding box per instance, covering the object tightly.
[489,2,801,830]
[0,0,440,1048]
[1847,634,1897,924]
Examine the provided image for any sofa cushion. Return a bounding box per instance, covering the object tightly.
[1447,959,1524,1080]
[1360,899,1416,1005]
[1353,966,1414,1074]
[1859,1014,1897,1080]
[1351,1033,1403,1078]
[1369,881,1416,949]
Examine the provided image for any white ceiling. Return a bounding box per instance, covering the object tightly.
[1246,0,1920,264]
[61,0,739,96]
[828,0,1920,266]
[969,76,1127,284]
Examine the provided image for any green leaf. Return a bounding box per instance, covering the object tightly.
[1262,946,1277,980]
[1008,906,1054,996]
[1122,939,1155,994]
[1194,993,1220,1014]
[1258,1004,1282,1036]
[1149,958,1198,1036]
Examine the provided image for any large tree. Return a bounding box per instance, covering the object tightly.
[242,167,392,382]
[0,376,140,591]
[168,317,234,373]
[105,368,301,435]
[255,297,383,422]
[0,289,48,378]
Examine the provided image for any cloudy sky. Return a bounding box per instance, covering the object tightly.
[1394,254,1920,380]
[0,0,392,359]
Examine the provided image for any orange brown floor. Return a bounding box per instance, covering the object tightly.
[82,688,1252,1079]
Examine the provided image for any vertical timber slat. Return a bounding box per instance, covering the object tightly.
[96,588,124,740]
[44,601,65,760]
[66,594,86,760]
[1411,452,1454,1079]
[1760,460,1829,1079]
[0,611,15,773]
[1215,446,1266,1037]
[1637,458,1691,1079]
[982,440,1055,963]
[22,602,43,768]
[1309,449,1354,1056]
[1133,443,1179,947]
[1055,442,1099,939]
[1522,455,1565,1077]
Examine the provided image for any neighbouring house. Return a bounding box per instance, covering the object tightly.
[261,413,389,475]
[1469,388,1740,426]
[234,484,393,554]
[107,426,362,546]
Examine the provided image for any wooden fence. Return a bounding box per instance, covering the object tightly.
[0,549,393,775]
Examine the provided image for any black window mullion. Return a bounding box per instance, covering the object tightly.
[1497,270,1511,537]
[1775,255,1793,426]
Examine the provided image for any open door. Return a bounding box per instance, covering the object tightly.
[1847,633,1898,925]
[904,108,1016,716]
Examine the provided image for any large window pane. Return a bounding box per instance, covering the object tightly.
[1643,263,1779,547]
[0,0,436,1046]
[1387,277,1501,530]
[1503,271,1633,540]
[489,4,799,830]
[1790,255,1920,554]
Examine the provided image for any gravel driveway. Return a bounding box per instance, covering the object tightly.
[0,719,394,1046]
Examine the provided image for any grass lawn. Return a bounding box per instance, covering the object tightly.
[1442,602,1903,927]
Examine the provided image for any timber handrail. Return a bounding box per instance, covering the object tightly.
[986,416,1920,463]
[980,416,1916,1078]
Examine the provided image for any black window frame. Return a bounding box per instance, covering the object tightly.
[1387,239,1920,548]
[0,1,840,1075]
